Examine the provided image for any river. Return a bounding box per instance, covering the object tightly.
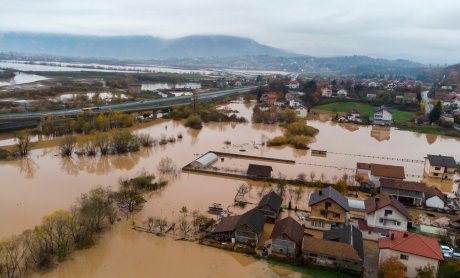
[0,72,48,87]
[1,99,459,277]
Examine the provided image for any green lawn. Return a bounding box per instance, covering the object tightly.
[314,102,414,122]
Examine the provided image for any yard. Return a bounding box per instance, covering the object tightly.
[314,101,414,122]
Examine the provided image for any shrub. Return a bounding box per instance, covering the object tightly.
[289,135,311,149]
[185,114,203,129]
[267,136,289,146]
[284,121,319,136]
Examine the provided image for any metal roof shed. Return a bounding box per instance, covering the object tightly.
[190,152,218,168]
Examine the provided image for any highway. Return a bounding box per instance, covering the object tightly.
[0,87,254,122]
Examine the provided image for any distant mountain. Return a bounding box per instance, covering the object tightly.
[0,32,427,76]
[0,33,294,59]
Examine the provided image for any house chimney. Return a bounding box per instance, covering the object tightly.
[375,196,380,204]
[319,190,323,196]
[403,232,408,238]
[391,233,395,240]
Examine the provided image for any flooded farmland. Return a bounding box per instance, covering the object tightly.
[1,99,460,277]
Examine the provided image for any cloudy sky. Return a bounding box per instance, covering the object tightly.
[1,0,459,64]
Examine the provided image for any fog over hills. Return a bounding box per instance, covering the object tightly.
[0,33,293,59]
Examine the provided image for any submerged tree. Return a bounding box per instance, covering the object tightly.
[15,130,32,157]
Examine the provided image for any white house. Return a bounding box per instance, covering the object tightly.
[321,88,333,97]
[364,192,411,232]
[424,187,447,210]
[287,80,300,90]
[346,109,361,122]
[337,89,348,97]
[378,231,443,278]
[294,105,308,118]
[373,106,393,125]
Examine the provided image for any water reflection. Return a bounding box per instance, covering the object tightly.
[426,134,438,145]
[17,157,39,178]
[370,125,391,141]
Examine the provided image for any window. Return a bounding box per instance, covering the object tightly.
[368,231,372,235]
[384,210,392,216]
[434,173,439,176]
[320,210,328,217]
[435,167,441,171]
[400,254,409,260]
[379,218,384,223]
[325,202,331,209]
[334,213,340,218]
[309,253,318,257]
[396,221,401,226]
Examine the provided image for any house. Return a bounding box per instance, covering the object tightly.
[364,192,411,232]
[373,106,393,126]
[293,105,308,118]
[358,219,389,241]
[305,186,349,230]
[285,91,304,102]
[212,209,266,246]
[256,103,271,112]
[321,88,333,97]
[260,92,278,105]
[257,191,282,221]
[247,164,273,178]
[265,216,304,257]
[301,237,362,273]
[128,83,142,93]
[346,109,361,122]
[337,89,348,97]
[366,93,377,100]
[380,179,425,207]
[424,154,457,180]
[356,163,405,187]
[403,92,418,103]
[424,186,447,210]
[287,80,300,90]
[378,231,443,278]
[323,225,364,260]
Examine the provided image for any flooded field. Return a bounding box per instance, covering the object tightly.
[1,99,459,277]
[0,72,48,87]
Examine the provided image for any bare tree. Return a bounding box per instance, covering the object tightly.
[180,206,188,218]
[178,218,193,239]
[154,217,168,234]
[320,173,326,182]
[310,171,316,182]
[145,217,155,232]
[59,135,77,157]
[297,172,306,182]
[15,130,32,157]
[235,183,252,200]
[157,157,179,176]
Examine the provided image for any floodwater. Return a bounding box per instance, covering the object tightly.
[0,72,48,87]
[0,60,214,75]
[1,99,459,277]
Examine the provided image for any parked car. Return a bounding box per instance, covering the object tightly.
[441,245,454,257]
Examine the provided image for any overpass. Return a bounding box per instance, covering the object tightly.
[0,87,255,130]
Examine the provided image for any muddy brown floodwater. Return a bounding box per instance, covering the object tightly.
[1,99,460,277]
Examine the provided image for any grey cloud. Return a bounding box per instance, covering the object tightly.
[0,0,459,63]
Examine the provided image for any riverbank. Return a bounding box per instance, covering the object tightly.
[311,102,460,138]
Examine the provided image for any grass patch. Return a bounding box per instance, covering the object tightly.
[315,101,414,122]
[315,102,375,116]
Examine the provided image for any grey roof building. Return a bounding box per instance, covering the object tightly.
[309,186,350,211]
[323,225,364,259]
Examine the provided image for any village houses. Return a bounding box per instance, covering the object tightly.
[265,216,304,257]
[356,162,405,187]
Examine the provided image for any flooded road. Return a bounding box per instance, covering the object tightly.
[0,99,459,277]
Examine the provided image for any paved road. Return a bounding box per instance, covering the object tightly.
[0,87,254,121]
